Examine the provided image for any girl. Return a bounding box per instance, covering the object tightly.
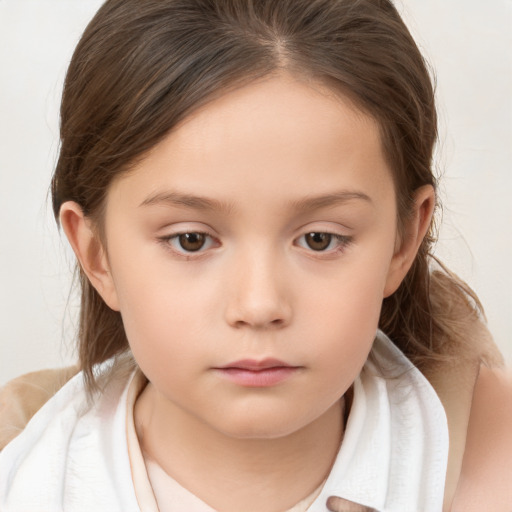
[0,1,510,511]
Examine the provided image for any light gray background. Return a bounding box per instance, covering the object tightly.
[1,0,511,385]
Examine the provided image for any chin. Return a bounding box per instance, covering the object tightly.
[212,407,317,441]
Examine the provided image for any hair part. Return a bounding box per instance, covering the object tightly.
[52,0,495,394]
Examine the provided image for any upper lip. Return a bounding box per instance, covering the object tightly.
[216,358,295,371]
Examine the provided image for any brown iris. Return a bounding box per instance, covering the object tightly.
[179,233,206,252]
[305,232,332,251]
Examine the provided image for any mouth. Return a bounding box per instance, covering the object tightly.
[213,359,301,387]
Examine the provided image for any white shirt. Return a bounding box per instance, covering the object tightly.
[0,331,448,511]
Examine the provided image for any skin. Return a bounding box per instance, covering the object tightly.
[451,365,512,511]
[61,73,434,512]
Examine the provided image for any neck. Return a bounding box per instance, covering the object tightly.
[135,383,344,512]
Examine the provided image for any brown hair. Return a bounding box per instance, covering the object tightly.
[52,0,498,392]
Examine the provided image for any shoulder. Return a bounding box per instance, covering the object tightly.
[426,356,512,512]
[451,365,512,511]
[417,275,511,511]
[0,367,88,508]
[0,361,139,510]
[0,365,79,451]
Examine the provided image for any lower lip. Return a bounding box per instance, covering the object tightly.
[214,367,299,387]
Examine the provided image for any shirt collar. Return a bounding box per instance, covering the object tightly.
[310,330,449,512]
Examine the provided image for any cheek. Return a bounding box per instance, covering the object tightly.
[298,254,391,370]
[301,254,390,328]
[119,283,208,345]
[108,250,214,366]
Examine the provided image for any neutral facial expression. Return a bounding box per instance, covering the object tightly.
[99,73,401,439]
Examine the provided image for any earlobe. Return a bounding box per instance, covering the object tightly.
[383,185,435,298]
[59,201,120,311]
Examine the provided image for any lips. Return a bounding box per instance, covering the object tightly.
[213,359,300,387]
[219,358,293,371]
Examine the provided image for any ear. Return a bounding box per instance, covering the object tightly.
[383,185,435,298]
[59,201,120,311]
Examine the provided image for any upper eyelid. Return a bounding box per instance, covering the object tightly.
[164,229,213,236]
[294,232,352,246]
[157,223,352,244]
[157,223,219,239]
[158,228,351,241]
[294,228,352,242]
[293,219,354,234]
[161,230,218,242]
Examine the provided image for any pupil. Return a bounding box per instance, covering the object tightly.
[179,233,205,251]
[306,232,331,251]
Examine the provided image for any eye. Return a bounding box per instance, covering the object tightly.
[296,232,351,252]
[161,232,217,253]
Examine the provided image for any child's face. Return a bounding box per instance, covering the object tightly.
[99,74,402,438]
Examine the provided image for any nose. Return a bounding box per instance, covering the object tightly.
[224,249,292,330]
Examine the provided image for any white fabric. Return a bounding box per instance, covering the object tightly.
[0,331,448,512]
[309,331,449,511]
[0,360,140,511]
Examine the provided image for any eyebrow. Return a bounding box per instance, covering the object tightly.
[139,191,235,215]
[139,189,372,214]
[290,191,372,212]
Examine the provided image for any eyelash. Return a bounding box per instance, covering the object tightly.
[295,232,353,254]
[158,231,353,257]
[158,231,218,257]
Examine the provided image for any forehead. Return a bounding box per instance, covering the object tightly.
[167,73,380,165]
[108,73,394,212]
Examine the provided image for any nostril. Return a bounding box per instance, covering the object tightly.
[232,317,286,329]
